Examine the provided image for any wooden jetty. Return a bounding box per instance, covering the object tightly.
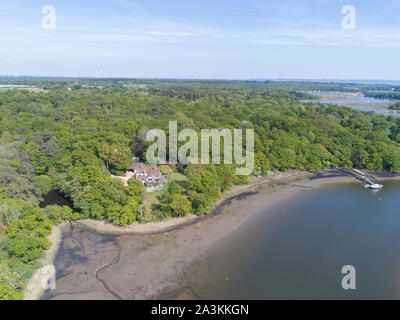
[337,168,382,189]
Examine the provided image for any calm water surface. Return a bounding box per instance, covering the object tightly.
[301,91,399,115]
[186,180,400,299]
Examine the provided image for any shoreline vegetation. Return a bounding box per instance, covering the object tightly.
[25,170,307,299]
[2,79,400,299]
[34,169,400,300]
[23,222,65,300]
[76,170,311,235]
[76,168,400,236]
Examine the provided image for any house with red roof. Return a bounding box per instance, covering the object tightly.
[127,162,162,186]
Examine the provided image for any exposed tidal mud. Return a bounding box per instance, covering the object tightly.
[41,170,400,300]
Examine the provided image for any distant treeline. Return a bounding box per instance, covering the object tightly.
[2,77,400,94]
[363,91,400,100]
[389,102,400,110]
[2,80,400,298]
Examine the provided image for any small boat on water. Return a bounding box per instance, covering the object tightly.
[337,168,383,190]
[364,183,383,189]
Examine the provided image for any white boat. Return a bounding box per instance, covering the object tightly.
[364,183,383,189]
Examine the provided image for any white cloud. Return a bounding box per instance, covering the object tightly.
[3,6,400,49]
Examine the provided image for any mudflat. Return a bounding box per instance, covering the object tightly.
[41,170,399,300]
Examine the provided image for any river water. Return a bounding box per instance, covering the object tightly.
[45,180,400,299]
[301,91,399,115]
[184,180,400,299]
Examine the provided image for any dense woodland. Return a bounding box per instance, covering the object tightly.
[364,91,400,100]
[2,79,400,298]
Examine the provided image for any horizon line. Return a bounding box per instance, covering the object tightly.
[1,75,400,85]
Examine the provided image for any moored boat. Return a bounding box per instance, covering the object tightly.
[364,183,383,189]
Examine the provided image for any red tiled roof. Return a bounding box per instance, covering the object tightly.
[128,162,161,178]
[147,167,161,178]
[129,162,148,173]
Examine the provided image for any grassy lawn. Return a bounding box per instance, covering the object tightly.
[143,190,163,213]
[142,172,187,213]
[168,172,187,184]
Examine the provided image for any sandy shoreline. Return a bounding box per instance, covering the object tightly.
[23,222,66,300]
[76,170,313,235]
[38,169,400,300]
[76,168,400,236]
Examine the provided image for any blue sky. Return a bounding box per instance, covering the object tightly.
[1,0,400,79]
